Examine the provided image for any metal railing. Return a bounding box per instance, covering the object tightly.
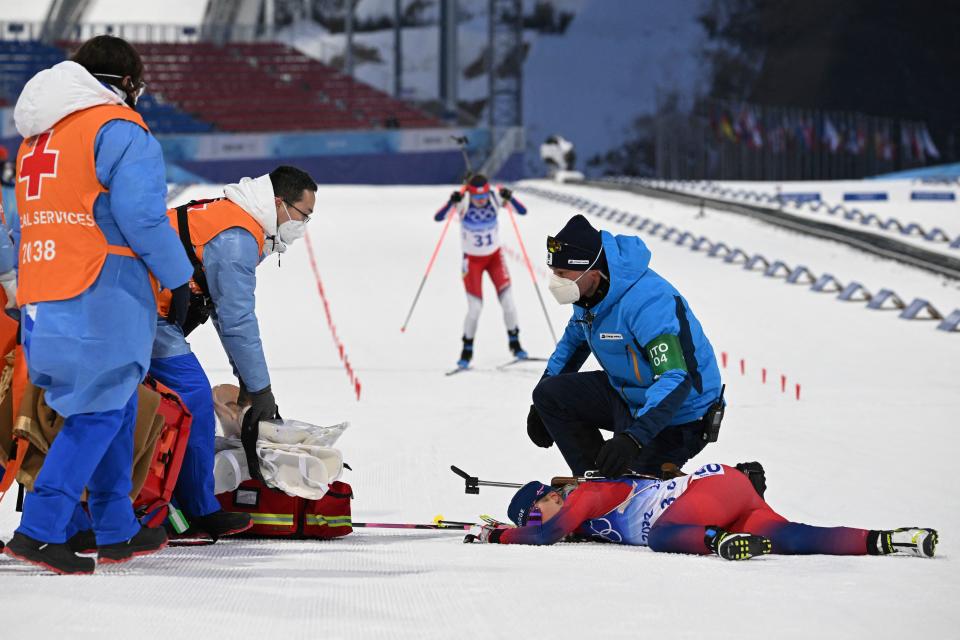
[654,98,955,181]
[0,21,279,44]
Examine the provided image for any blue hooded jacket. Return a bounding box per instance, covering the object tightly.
[545,231,722,445]
[153,226,271,393]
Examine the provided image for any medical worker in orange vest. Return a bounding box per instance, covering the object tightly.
[150,166,317,541]
[2,36,194,574]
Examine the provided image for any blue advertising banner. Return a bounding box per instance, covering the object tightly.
[843,192,888,201]
[779,192,821,203]
[910,191,956,201]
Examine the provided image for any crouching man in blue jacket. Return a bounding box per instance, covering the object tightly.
[528,214,724,478]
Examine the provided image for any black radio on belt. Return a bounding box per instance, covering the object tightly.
[701,384,726,443]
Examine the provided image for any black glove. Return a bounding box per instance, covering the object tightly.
[449,190,463,203]
[240,385,278,483]
[526,404,553,448]
[498,187,512,201]
[237,378,249,406]
[166,282,191,329]
[595,433,641,477]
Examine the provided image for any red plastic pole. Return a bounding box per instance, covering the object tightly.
[501,190,558,345]
[400,192,461,333]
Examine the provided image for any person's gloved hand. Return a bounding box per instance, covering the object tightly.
[463,524,501,543]
[0,270,17,309]
[237,378,250,406]
[240,385,278,483]
[595,433,641,477]
[526,404,553,448]
[449,190,463,203]
[166,282,191,329]
[498,187,512,201]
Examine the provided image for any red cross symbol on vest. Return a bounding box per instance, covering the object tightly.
[20,130,60,201]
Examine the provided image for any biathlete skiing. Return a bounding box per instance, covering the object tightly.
[434,174,530,369]
[464,463,938,561]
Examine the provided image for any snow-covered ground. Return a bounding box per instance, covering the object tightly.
[2,180,958,638]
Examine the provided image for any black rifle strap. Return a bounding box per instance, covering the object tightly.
[175,201,212,298]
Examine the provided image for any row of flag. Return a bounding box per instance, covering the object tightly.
[710,105,940,161]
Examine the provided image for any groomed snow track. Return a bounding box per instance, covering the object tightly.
[1,182,957,639]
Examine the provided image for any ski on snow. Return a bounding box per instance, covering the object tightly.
[445,357,547,376]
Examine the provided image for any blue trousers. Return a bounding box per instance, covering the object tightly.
[17,391,140,545]
[532,371,708,476]
[148,352,220,517]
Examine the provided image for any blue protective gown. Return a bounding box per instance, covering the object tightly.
[22,120,193,416]
[16,117,193,545]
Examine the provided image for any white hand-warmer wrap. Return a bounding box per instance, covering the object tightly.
[211,384,347,499]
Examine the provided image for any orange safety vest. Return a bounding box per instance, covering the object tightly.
[156,198,266,316]
[14,104,151,306]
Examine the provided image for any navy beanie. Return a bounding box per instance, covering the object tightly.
[547,214,602,270]
[508,481,555,526]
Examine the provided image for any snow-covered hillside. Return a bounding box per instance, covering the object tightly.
[1,180,956,638]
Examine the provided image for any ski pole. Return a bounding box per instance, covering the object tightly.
[400,187,465,333]
[352,520,473,531]
[500,189,558,345]
[451,135,472,178]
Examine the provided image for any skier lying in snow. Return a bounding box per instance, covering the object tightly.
[464,463,938,560]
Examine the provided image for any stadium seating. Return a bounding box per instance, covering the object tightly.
[136,41,442,132]
[1,39,440,134]
[0,40,211,134]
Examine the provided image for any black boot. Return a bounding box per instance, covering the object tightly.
[4,532,95,575]
[457,336,474,369]
[704,526,772,561]
[192,510,253,541]
[67,529,97,554]
[98,526,168,565]
[507,329,528,359]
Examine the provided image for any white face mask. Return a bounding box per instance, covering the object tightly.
[548,245,604,304]
[278,202,307,245]
[549,271,589,304]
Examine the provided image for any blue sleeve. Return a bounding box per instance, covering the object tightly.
[95,120,193,289]
[203,228,270,392]
[434,200,455,221]
[623,292,692,444]
[544,317,591,377]
[508,196,527,215]
[1,186,18,270]
[0,221,15,274]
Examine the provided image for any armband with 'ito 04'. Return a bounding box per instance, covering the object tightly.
[644,334,724,443]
